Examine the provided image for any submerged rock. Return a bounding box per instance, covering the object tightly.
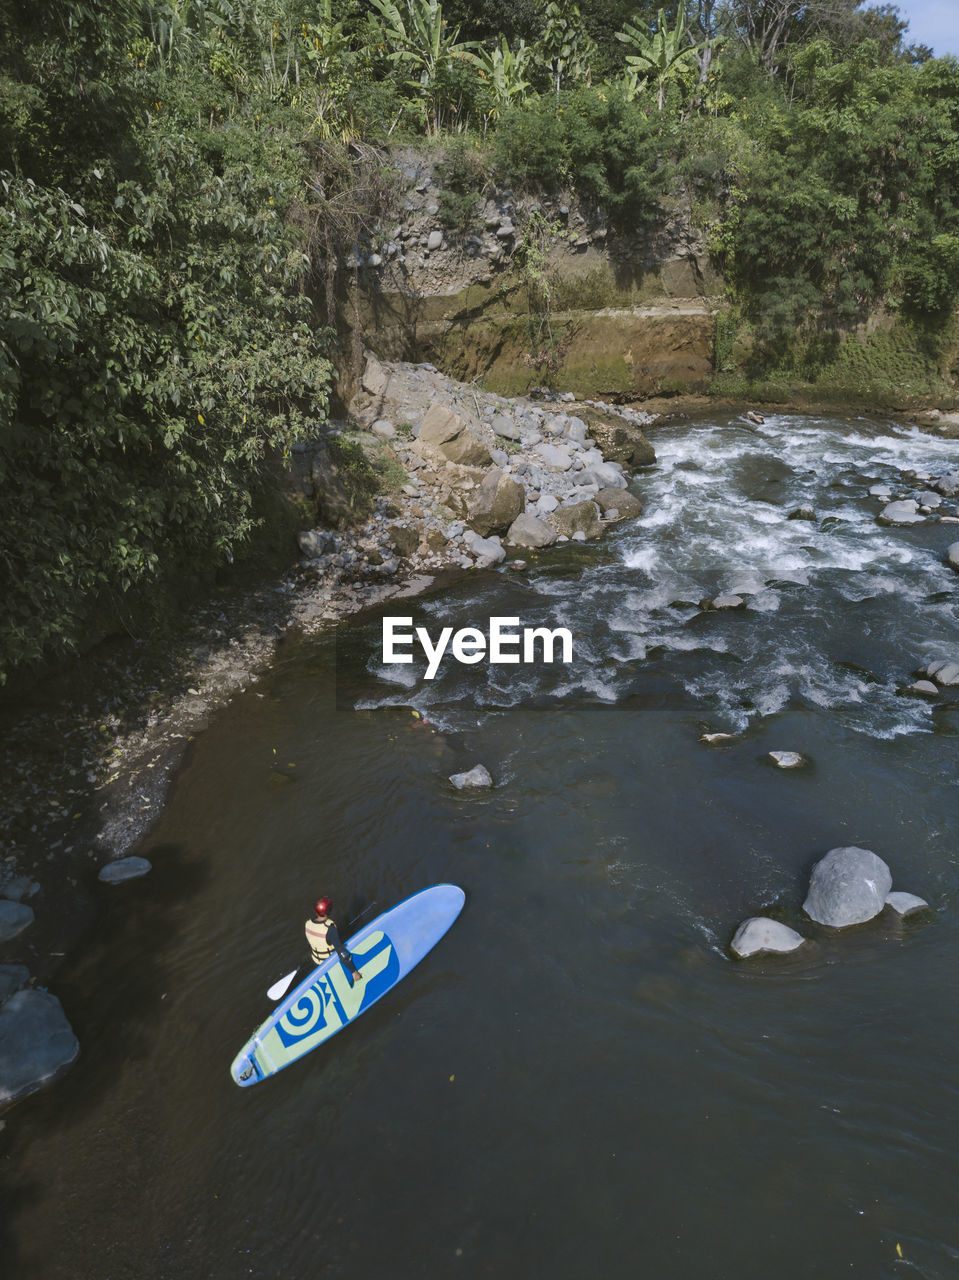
[708,594,746,611]
[920,659,959,687]
[900,680,939,699]
[449,765,493,790]
[730,917,806,958]
[768,751,806,769]
[803,847,893,928]
[98,856,152,884]
[878,499,924,526]
[0,989,79,1105]
[700,732,737,744]
[885,891,930,916]
[0,900,34,943]
[0,964,29,1004]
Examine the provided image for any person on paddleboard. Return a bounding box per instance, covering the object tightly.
[307,897,363,988]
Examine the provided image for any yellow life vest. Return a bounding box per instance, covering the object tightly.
[305,917,335,964]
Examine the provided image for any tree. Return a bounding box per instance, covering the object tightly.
[615,6,702,110]
[536,1,598,99]
[367,0,479,132]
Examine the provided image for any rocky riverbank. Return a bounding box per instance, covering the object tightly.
[0,356,657,1108]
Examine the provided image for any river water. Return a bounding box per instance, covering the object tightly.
[5,412,959,1278]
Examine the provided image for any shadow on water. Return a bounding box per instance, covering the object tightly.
[0,843,208,1280]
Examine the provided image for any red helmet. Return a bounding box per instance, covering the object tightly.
[314,897,332,917]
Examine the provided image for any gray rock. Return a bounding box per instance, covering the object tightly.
[946,541,959,571]
[885,891,930,916]
[869,484,893,499]
[496,223,515,239]
[506,512,558,549]
[921,659,959,686]
[489,448,509,469]
[536,494,559,515]
[449,765,493,790]
[0,989,79,1104]
[464,531,506,567]
[803,846,893,928]
[700,732,737,744]
[878,499,924,526]
[297,530,336,559]
[418,405,491,468]
[588,461,627,489]
[491,413,522,441]
[468,468,525,537]
[371,418,396,440]
[709,594,746,611]
[535,442,574,472]
[768,751,806,769]
[596,488,643,518]
[788,506,817,522]
[900,680,939,699]
[427,230,444,251]
[98,856,152,884]
[920,490,942,508]
[0,877,38,903]
[0,900,34,943]
[932,470,959,497]
[567,417,588,444]
[730,917,807,958]
[547,500,603,541]
[388,524,419,558]
[0,965,29,1004]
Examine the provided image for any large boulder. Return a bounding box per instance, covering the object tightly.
[548,500,603,541]
[932,470,959,497]
[417,405,491,467]
[730,918,807,958]
[506,512,558,549]
[585,416,656,469]
[946,541,959,571]
[878,499,924,526]
[0,899,34,943]
[803,846,893,928]
[535,442,574,472]
[595,488,643,518]
[920,659,959,687]
[463,530,506,567]
[468,468,525,537]
[0,989,79,1105]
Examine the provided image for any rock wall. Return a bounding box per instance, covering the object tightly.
[337,147,721,402]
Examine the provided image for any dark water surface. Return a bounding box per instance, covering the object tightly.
[5,413,959,1278]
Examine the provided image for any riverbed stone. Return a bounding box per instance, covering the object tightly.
[921,659,959,686]
[418,405,491,467]
[596,488,643,518]
[768,751,806,769]
[547,500,603,540]
[946,542,959,571]
[297,529,336,559]
[0,989,79,1105]
[370,418,396,440]
[463,531,506,567]
[900,680,940,699]
[491,413,522,441]
[388,524,419,558]
[0,900,34,943]
[932,470,959,497]
[0,965,29,1003]
[468,468,525,537]
[878,499,924,526]
[885,891,930,916]
[803,846,893,928]
[730,917,806,958]
[535,442,574,472]
[506,512,558,548]
[98,856,152,884]
[709,594,746,611]
[449,765,493,790]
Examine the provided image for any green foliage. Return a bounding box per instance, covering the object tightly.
[493,85,672,223]
[615,6,702,112]
[434,140,489,229]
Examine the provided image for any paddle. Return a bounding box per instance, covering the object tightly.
[267,901,379,1002]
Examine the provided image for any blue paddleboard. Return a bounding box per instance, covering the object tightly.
[230,883,465,1087]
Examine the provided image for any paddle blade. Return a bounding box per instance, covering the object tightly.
[267,970,297,1001]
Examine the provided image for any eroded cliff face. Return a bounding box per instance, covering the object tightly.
[337,147,722,402]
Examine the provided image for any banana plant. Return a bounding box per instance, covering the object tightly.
[367,0,479,133]
[615,6,702,111]
[473,37,533,124]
